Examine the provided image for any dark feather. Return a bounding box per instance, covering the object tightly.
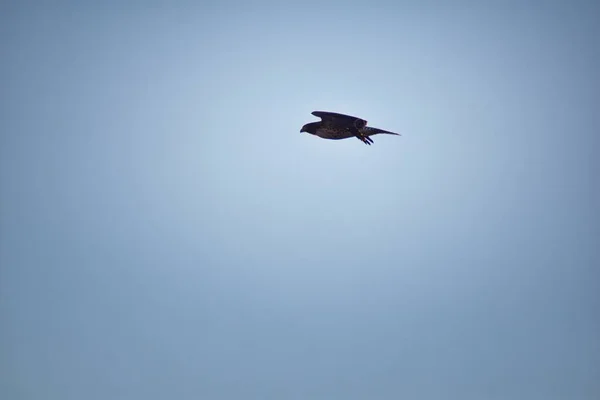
[311,111,367,130]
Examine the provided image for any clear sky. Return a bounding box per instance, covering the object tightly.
[1,1,599,399]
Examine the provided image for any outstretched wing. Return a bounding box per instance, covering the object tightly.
[311,111,367,129]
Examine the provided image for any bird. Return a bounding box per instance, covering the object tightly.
[300,111,400,145]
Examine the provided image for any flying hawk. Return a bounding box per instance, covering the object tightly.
[300,111,400,145]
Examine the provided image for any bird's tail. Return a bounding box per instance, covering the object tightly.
[364,126,401,136]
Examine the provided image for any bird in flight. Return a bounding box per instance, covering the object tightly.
[300,111,400,145]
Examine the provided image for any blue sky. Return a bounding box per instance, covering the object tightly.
[1,1,599,399]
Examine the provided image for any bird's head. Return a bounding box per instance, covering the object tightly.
[300,122,318,134]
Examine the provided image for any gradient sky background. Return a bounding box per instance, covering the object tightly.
[1,1,599,399]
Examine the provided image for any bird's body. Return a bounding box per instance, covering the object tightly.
[300,111,400,145]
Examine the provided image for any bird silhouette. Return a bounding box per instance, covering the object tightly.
[300,111,400,145]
